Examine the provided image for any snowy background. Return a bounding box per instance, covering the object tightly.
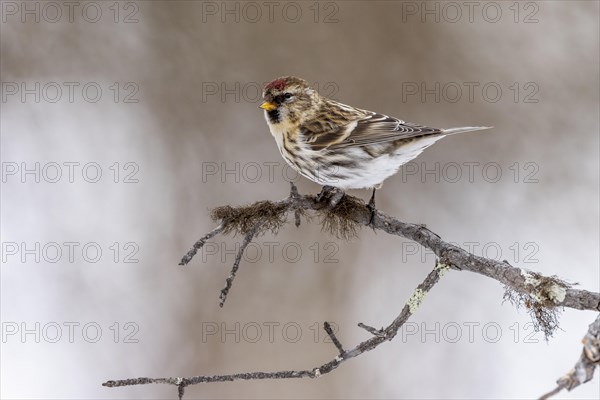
[1,1,599,399]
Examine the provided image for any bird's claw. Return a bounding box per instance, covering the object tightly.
[328,189,345,208]
[316,185,334,202]
[367,188,377,227]
[367,203,376,226]
[316,185,345,208]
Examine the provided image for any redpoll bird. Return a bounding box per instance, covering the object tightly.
[260,76,491,215]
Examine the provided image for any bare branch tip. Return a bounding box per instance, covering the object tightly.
[324,321,345,355]
[358,322,386,338]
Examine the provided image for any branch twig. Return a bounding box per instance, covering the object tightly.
[218,221,265,307]
[179,224,224,266]
[323,322,344,355]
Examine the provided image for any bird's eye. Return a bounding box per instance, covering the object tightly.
[283,93,292,100]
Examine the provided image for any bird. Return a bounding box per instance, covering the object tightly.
[259,76,491,221]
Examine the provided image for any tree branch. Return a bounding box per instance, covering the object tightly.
[180,183,599,317]
[104,184,600,398]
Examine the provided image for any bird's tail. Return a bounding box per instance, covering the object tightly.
[441,126,493,135]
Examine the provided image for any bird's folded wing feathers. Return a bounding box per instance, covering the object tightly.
[301,111,442,151]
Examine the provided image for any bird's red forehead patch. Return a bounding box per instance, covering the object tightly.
[265,78,287,91]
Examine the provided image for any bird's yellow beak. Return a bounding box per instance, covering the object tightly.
[259,101,277,111]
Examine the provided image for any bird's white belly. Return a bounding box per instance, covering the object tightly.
[326,154,400,189]
[311,137,443,190]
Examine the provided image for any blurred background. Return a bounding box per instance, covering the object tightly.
[1,1,599,399]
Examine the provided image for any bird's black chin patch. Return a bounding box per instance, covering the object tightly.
[267,109,281,124]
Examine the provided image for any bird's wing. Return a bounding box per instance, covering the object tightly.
[300,118,352,151]
[301,108,442,152]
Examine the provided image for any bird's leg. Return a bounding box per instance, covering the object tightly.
[367,188,377,226]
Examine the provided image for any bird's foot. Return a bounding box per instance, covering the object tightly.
[316,185,345,208]
[328,189,345,208]
[316,185,334,202]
